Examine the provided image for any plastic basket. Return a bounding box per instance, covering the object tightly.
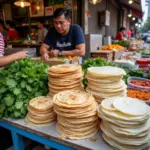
[127,77,150,91]
[127,87,150,106]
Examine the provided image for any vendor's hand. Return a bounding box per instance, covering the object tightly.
[15,51,28,60]
[41,52,49,60]
[49,49,59,57]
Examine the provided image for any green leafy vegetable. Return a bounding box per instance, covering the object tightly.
[117,40,130,48]
[15,101,24,110]
[137,49,150,55]
[0,58,49,119]
[146,71,150,79]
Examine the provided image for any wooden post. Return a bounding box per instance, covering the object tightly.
[28,7,31,34]
[82,0,88,35]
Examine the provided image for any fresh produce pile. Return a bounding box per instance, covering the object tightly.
[123,69,144,84]
[8,40,23,44]
[101,44,124,51]
[147,71,150,79]
[127,90,150,101]
[0,59,49,119]
[117,40,129,48]
[137,49,150,55]
[130,80,150,87]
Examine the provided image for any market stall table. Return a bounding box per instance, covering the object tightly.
[11,43,41,48]
[10,43,41,56]
[91,51,113,61]
[0,118,113,150]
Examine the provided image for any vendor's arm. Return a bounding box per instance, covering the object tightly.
[49,44,85,57]
[40,43,50,60]
[0,51,28,67]
[62,44,85,56]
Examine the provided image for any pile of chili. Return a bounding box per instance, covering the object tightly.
[127,90,150,100]
[130,80,150,87]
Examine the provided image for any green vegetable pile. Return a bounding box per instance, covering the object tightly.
[0,58,49,119]
[117,40,130,48]
[146,71,150,79]
[8,40,23,44]
[123,69,144,84]
[136,49,150,55]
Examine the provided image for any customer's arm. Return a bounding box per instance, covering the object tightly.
[0,51,28,67]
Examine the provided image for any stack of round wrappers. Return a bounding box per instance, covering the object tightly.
[26,96,56,125]
[48,64,83,97]
[53,90,99,139]
[98,97,150,150]
[86,66,127,103]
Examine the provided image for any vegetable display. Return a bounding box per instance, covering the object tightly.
[137,49,150,55]
[0,58,49,119]
[117,40,130,48]
[130,80,150,87]
[127,90,150,101]
[147,71,150,79]
[123,69,144,84]
[101,44,124,51]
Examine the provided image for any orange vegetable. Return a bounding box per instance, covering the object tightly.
[68,56,72,60]
[130,80,150,87]
[101,44,124,51]
[127,90,150,101]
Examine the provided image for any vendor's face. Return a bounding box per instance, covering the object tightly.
[122,30,126,35]
[5,24,9,29]
[36,22,42,29]
[53,14,71,35]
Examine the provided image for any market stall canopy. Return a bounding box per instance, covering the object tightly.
[120,0,143,19]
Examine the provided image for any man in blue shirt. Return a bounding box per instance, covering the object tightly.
[40,8,85,60]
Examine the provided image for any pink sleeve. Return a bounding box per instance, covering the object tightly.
[0,33,4,56]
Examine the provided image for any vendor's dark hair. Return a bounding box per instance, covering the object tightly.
[38,19,45,25]
[119,27,126,31]
[6,20,15,28]
[53,8,71,19]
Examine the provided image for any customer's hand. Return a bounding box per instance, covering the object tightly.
[49,49,59,57]
[41,52,49,60]
[15,51,28,60]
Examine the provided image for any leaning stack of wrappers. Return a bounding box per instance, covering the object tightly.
[86,66,127,103]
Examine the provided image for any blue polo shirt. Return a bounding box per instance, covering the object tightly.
[44,24,85,51]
